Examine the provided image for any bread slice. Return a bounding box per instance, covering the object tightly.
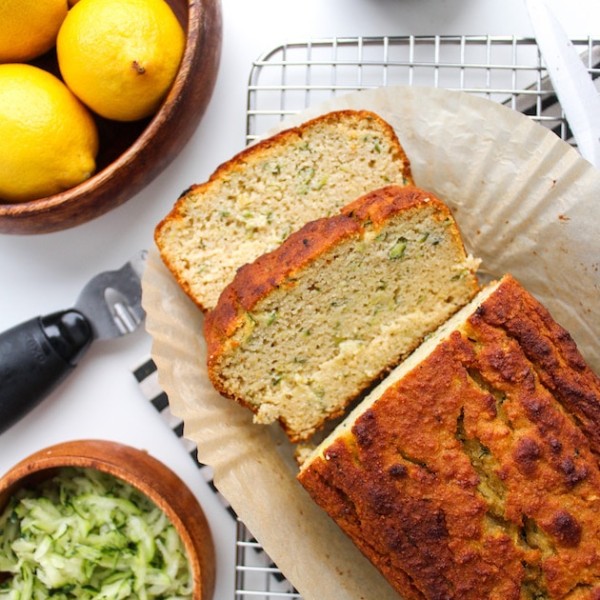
[155,109,413,312]
[298,274,600,600]
[204,185,480,442]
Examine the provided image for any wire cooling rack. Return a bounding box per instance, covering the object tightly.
[246,34,600,145]
[235,34,600,600]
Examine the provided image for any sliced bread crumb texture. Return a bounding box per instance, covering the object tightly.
[205,185,480,442]
[298,274,600,600]
[155,110,413,311]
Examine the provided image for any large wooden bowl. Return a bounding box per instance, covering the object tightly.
[0,0,222,235]
[0,439,216,599]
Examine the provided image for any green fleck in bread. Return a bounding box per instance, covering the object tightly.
[298,274,600,600]
[155,109,413,312]
[204,185,480,442]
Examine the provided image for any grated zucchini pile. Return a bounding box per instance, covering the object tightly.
[0,467,193,599]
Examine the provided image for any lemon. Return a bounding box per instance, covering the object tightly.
[57,0,186,122]
[0,0,69,62]
[0,64,99,203]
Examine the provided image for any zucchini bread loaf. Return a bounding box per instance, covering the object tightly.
[155,109,413,312]
[204,185,480,442]
[298,274,600,600]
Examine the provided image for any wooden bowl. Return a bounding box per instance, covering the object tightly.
[0,439,216,599]
[0,0,222,235]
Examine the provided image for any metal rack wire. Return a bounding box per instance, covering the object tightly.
[235,520,300,599]
[246,34,600,145]
[235,34,600,600]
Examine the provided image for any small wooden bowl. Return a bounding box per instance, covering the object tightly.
[0,439,216,599]
[0,0,222,234]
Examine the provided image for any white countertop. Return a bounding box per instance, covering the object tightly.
[1,1,599,598]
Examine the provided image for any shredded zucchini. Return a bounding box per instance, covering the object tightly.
[0,467,193,599]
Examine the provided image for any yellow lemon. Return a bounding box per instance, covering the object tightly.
[0,0,69,62]
[57,0,186,122]
[0,64,99,203]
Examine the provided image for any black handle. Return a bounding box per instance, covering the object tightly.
[0,310,93,433]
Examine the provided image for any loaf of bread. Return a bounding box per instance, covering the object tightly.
[298,274,600,600]
[205,185,480,442]
[155,109,413,312]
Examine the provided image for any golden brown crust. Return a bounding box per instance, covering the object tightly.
[341,184,437,224]
[204,185,453,370]
[470,278,600,460]
[154,109,414,312]
[298,275,600,600]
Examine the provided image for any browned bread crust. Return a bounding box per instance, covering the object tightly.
[298,275,600,600]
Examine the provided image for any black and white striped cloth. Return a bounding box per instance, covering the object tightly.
[132,357,235,519]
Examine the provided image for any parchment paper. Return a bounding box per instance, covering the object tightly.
[143,87,600,600]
